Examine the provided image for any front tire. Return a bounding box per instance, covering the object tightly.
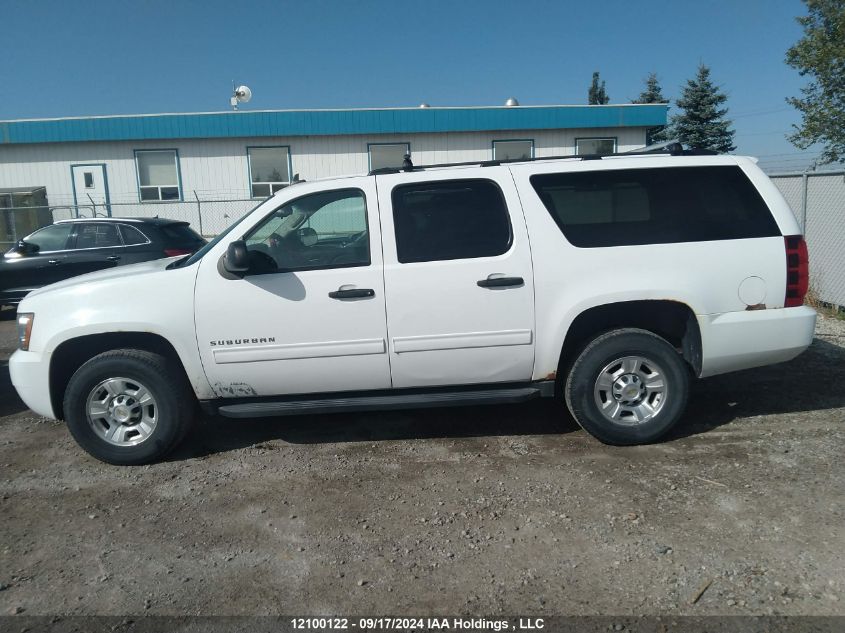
[564,328,690,445]
[63,349,194,465]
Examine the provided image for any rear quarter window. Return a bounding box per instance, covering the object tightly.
[530,165,781,248]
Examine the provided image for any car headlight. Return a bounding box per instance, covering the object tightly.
[17,313,34,351]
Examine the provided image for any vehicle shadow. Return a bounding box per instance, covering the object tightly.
[174,399,577,460]
[668,337,845,440]
[0,362,28,417]
[176,337,845,460]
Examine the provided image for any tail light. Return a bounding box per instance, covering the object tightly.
[164,248,192,257]
[784,235,809,307]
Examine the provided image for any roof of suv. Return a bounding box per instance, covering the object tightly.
[54,217,189,225]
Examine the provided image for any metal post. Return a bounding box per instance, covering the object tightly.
[801,172,809,233]
[193,191,203,236]
[86,193,98,217]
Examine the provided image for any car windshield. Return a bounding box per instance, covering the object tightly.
[174,200,266,268]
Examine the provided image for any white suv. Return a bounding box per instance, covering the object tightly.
[10,151,816,464]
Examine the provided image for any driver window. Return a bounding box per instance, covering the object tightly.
[22,224,74,252]
[244,188,369,273]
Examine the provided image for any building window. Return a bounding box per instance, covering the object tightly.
[575,138,617,156]
[248,146,291,198]
[83,172,94,188]
[369,143,410,171]
[391,179,512,263]
[493,140,534,161]
[135,150,181,201]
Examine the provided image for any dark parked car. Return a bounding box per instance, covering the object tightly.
[0,218,206,306]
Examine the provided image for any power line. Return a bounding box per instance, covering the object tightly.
[731,106,792,119]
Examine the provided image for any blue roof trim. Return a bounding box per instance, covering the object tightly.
[0,105,666,145]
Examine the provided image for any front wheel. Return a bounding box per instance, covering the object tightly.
[564,328,690,445]
[63,349,194,465]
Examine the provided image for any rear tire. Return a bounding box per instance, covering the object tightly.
[564,328,690,445]
[63,349,194,465]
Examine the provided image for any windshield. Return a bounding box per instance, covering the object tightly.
[175,200,266,267]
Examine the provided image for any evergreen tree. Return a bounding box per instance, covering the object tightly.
[786,0,845,164]
[588,72,609,105]
[632,73,669,104]
[668,64,735,152]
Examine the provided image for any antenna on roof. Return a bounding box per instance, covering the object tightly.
[230,82,252,111]
[402,153,414,171]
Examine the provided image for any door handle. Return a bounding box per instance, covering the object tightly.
[47,259,60,265]
[328,288,375,299]
[477,276,524,288]
[106,255,121,261]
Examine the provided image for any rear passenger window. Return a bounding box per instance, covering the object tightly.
[530,166,781,248]
[73,223,122,249]
[119,224,149,245]
[391,179,512,263]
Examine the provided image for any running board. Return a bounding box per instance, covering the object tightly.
[216,386,546,419]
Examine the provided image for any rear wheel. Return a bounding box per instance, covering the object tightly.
[564,328,690,445]
[63,349,194,465]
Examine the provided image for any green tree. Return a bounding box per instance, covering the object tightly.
[632,72,669,104]
[667,64,735,152]
[786,0,845,164]
[588,72,609,105]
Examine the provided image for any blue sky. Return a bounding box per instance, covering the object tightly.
[1,0,822,170]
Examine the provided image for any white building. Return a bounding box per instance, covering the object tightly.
[0,103,666,236]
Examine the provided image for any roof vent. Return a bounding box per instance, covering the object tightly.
[419,103,430,108]
[504,97,520,107]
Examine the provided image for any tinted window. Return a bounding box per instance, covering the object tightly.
[244,188,369,273]
[24,224,73,252]
[74,223,122,249]
[391,179,512,263]
[119,224,150,245]
[530,166,780,248]
[159,223,204,244]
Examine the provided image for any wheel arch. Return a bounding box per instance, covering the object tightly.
[556,300,702,384]
[49,332,192,421]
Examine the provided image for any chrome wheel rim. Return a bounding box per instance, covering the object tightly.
[85,377,158,446]
[593,356,668,426]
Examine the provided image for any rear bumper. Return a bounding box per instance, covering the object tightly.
[698,306,816,378]
[9,348,56,419]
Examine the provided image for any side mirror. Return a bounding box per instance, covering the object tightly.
[223,240,250,273]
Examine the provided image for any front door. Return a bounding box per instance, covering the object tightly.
[194,177,392,398]
[376,167,536,389]
[71,164,110,216]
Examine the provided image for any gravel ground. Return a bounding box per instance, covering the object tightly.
[0,306,843,617]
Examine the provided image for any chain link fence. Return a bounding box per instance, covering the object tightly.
[771,170,845,309]
[1,197,259,250]
[3,176,844,310]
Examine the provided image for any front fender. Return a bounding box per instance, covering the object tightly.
[18,261,215,399]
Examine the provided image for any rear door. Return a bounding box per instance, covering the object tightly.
[376,167,536,389]
[63,222,124,276]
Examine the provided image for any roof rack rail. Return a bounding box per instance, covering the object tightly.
[366,141,720,176]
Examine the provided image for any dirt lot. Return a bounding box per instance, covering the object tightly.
[0,306,843,617]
